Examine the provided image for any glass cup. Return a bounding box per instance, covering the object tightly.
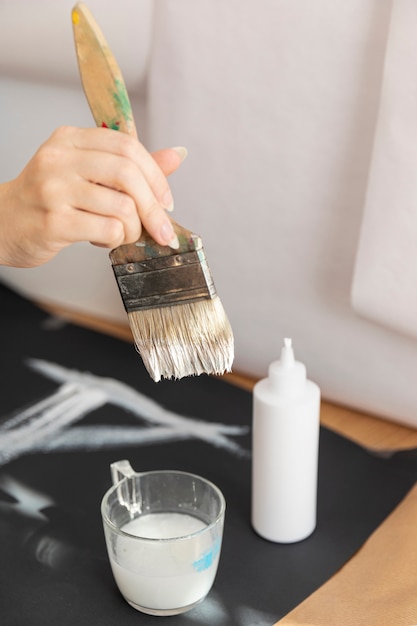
[101,460,226,616]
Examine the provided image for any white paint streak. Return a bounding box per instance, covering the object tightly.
[0,475,53,520]
[183,591,230,624]
[181,592,276,626]
[30,426,191,452]
[0,358,249,466]
[236,605,278,626]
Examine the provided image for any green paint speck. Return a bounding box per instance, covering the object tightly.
[113,79,132,122]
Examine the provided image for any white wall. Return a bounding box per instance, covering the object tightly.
[2,1,417,428]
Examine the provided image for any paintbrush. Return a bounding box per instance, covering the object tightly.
[71,2,234,382]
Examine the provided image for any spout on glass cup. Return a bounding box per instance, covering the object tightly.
[110,459,139,516]
[110,459,135,484]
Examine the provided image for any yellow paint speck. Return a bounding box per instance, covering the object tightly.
[72,9,79,25]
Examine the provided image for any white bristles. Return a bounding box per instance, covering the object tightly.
[127,297,234,382]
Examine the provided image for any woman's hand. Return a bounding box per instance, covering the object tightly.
[0,126,187,268]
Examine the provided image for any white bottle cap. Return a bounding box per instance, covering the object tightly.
[268,338,306,395]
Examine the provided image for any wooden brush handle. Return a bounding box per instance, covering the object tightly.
[71,2,196,262]
[72,3,136,135]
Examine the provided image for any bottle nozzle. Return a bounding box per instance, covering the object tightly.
[268,337,306,394]
[281,338,295,368]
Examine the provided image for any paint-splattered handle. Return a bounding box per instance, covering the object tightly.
[72,2,195,258]
[72,2,136,136]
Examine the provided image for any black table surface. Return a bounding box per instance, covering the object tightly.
[0,282,416,626]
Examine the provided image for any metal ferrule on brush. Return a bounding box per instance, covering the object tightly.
[112,241,217,313]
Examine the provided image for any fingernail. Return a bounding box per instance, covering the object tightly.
[172,146,188,161]
[161,220,179,249]
[162,189,174,212]
[168,234,180,249]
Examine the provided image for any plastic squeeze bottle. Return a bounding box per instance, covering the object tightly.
[251,338,320,543]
